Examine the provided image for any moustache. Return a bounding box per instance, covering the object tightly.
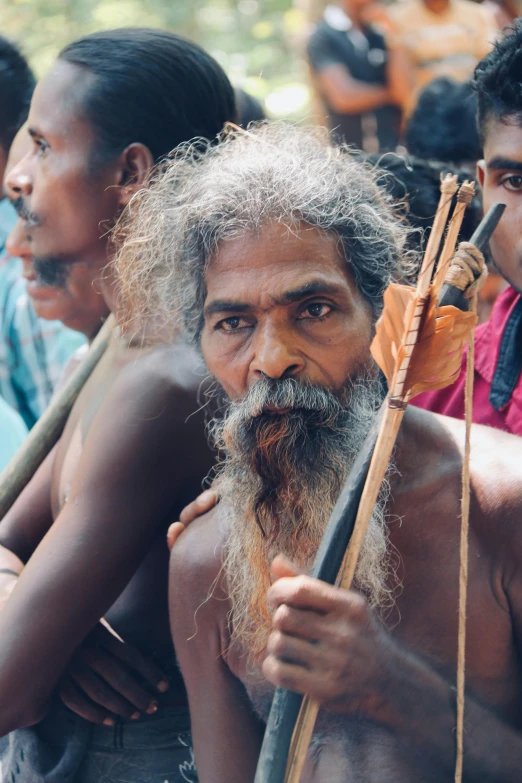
[242,377,345,421]
[11,197,39,227]
[32,257,70,289]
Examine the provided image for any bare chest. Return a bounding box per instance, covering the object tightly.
[228,492,520,781]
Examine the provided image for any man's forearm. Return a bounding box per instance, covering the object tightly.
[381,645,522,781]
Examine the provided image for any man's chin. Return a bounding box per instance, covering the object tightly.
[29,291,66,322]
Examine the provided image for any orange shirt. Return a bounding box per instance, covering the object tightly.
[389,0,494,94]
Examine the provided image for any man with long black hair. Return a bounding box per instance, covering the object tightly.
[0,28,235,782]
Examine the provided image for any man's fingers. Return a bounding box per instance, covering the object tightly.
[270,554,304,581]
[60,677,118,726]
[266,630,325,670]
[179,489,218,525]
[168,489,220,549]
[271,603,328,642]
[69,661,147,718]
[100,632,169,693]
[262,655,327,697]
[167,522,185,551]
[79,646,161,711]
[268,574,350,614]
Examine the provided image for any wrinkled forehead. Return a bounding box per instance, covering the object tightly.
[204,221,356,303]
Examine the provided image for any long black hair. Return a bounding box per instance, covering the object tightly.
[59,28,237,164]
[0,36,35,154]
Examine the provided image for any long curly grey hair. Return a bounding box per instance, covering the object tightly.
[113,123,414,342]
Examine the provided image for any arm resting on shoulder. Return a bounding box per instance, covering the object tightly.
[170,515,265,783]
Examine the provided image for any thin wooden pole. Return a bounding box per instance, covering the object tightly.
[432,182,475,296]
[0,315,115,519]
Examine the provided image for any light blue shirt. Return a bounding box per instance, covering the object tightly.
[0,200,85,428]
[0,394,27,472]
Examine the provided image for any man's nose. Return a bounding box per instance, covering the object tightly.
[5,157,32,200]
[251,322,305,380]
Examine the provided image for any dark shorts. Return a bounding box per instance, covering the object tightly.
[1,701,197,783]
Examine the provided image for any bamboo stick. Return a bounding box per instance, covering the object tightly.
[432,182,475,296]
[0,315,115,519]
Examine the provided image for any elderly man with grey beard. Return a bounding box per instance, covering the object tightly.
[116,124,522,782]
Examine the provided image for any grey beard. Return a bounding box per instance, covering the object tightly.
[210,373,394,655]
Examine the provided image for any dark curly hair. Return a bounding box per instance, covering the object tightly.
[474,21,522,145]
[405,78,482,165]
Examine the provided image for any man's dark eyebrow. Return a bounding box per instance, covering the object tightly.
[487,156,522,172]
[204,281,343,317]
[204,300,254,317]
[277,281,341,305]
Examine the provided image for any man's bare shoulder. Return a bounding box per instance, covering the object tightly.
[114,340,206,397]
[170,505,226,600]
[433,411,522,507]
[169,504,230,646]
[92,340,209,442]
[406,406,522,524]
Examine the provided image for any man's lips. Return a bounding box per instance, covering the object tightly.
[22,261,58,300]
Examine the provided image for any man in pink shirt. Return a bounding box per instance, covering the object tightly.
[414,21,522,435]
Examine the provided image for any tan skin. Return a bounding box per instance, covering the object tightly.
[170,221,522,782]
[477,119,522,295]
[0,58,215,733]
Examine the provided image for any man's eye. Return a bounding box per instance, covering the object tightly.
[501,175,522,192]
[298,303,332,319]
[217,316,249,331]
[34,139,48,155]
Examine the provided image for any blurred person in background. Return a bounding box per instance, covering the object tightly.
[0,27,235,783]
[405,77,482,166]
[414,22,522,434]
[388,0,494,111]
[306,0,411,151]
[0,36,85,428]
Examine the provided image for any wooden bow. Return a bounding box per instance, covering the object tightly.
[254,178,505,783]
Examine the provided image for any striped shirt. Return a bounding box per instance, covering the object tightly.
[0,199,85,428]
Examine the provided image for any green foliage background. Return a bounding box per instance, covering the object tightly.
[0,0,314,118]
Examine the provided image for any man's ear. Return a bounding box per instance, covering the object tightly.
[117,143,154,206]
[477,159,486,189]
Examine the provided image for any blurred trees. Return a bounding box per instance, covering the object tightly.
[0,0,313,118]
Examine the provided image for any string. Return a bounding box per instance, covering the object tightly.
[454,287,476,783]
